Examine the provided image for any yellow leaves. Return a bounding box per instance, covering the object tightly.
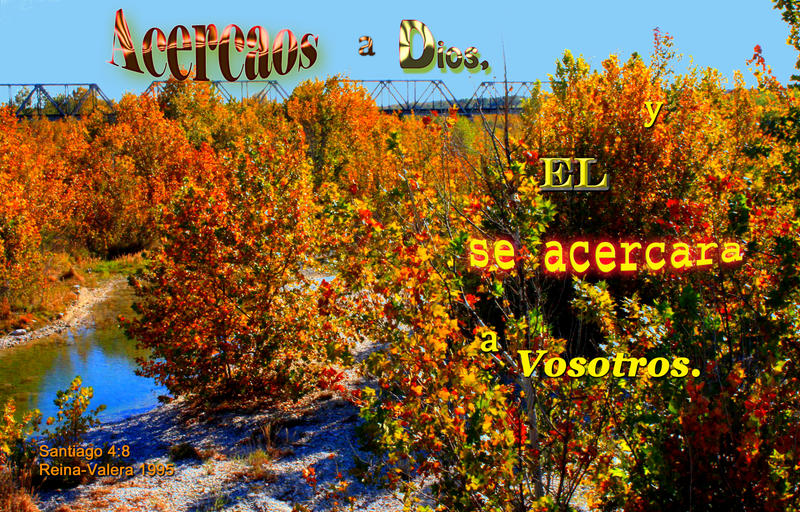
[459,369,478,388]
[518,176,541,199]
[416,246,431,263]
[465,335,485,357]
[430,303,447,319]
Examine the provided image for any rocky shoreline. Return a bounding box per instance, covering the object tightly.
[37,386,589,512]
[0,278,127,350]
[37,340,426,512]
[17,276,431,512]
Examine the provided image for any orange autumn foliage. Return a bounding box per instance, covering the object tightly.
[125,117,355,401]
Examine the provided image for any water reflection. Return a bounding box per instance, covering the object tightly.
[0,286,166,422]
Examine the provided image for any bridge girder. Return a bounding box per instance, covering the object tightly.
[1,83,115,120]
[2,80,545,119]
[145,80,290,104]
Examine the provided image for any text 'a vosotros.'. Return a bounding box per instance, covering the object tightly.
[477,333,702,378]
[517,351,701,378]
[108,9,319,81]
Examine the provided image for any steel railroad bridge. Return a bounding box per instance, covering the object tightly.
[1,80,544,120]
[2,83,115,120]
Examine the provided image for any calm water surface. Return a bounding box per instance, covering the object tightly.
[0,285,166,422]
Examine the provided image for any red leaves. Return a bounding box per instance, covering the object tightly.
[463,194,483,217]
[358,208,384,230]
[747,44,767,71]
[302,465,317,488]
[523,150,540,166]
[505,405,528,445]
[318,367,346,393]
[317,280,335,312]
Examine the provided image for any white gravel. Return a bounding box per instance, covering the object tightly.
[37,338,426,512]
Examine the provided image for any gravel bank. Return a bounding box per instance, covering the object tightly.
[0,278,127,350]
[37,338,428,512]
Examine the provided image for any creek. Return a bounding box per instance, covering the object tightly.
[0,285,166,422]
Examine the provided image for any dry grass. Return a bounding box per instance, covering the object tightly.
[0,471,40,512]
[244,449,278,482]
[0,489,40,512]
[1,251,90,333]
[53,506,84,512]
[87,486,114,500]
[147,497,174,512]
[198,447,224,461]
[233,420,298,482]
[67,481,153,512]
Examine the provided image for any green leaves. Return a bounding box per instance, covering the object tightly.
[727,193,751,237]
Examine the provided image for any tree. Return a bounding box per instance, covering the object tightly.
[126,118,355,402]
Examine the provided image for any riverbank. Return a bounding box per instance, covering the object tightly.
[18,275,589,511]
[0,278,127,350]
[38,338,426,512]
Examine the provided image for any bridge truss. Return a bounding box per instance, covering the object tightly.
[1,84,115,119]
[2,80,544,119]
[144,80,290,103]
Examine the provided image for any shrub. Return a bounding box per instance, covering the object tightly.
[168,443,201,462]
[1,377,103,503]
[42,376,105,451]
[126,123,356,403]
[0,400,41,491]
[347,38,800,511]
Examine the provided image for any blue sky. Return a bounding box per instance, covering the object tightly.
[0,0,796,100]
